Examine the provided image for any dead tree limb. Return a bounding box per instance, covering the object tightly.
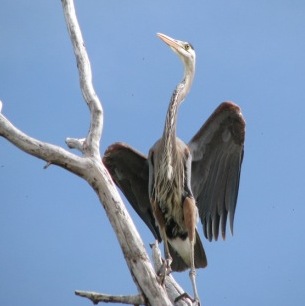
[75,291,146,305]
[0,0,195,305]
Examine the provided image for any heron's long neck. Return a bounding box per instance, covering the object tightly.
[162,68,194,153]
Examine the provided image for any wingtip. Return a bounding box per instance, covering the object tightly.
[217,101,242,115]
[104,142,125,154]
[103,142,133,162]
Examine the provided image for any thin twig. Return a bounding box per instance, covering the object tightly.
[66,137,86,153]
[75,291,146,305]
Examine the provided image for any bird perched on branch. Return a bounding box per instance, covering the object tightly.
[103,33,245,303]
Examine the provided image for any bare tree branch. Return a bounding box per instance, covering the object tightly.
[62,0,102,159]
[0,1,195,305]
[75,291,146,305]
[0,111,87,177]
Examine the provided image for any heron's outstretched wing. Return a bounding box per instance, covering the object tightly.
[188,102,245,241]
[103,142,161,241]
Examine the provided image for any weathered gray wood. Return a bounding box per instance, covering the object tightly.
[0,1,195,305]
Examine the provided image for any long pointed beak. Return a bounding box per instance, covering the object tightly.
[157,33,182,51]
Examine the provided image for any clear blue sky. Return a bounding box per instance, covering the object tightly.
[1,1,305,305]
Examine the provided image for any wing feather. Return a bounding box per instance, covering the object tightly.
[188,102,245,241]
[103,142,161,241]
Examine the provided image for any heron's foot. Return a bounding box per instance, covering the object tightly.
[174,292,200,305]
[174,292,190,302]
[193,297,201,306]
[157,258,172,284]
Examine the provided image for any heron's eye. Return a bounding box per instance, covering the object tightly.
[184,44,190,51]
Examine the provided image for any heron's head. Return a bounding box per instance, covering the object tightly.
[157,33,196,74]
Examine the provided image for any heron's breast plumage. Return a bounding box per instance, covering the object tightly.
[153,152,188,240]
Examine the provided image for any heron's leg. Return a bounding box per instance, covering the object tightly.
[163,231,173,270]
[183,196,200,303]
[189,240,200,303]
[151,200,172,280]
[156,231,172,283]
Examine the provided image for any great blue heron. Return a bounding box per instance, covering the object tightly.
[103,33,245,302]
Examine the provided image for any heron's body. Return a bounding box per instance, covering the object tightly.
[103,33,246,303]
[149,137,206,269]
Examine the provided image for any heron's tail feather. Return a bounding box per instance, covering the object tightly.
[169,229,207,272]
